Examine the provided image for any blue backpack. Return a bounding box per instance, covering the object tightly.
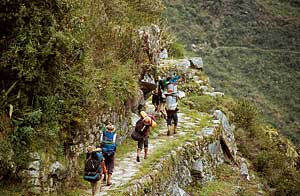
[83,152,103,182]
[101,131,117,156]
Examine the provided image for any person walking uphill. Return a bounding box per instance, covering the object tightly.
[83,146,104,196]
[131,111,157,162]
[163,86,180,136]
[100,123,117,186]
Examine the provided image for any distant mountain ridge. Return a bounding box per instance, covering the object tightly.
[163,0,300,143]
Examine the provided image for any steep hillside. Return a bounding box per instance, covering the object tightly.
[163,0,300,142]
[0,0,163,194]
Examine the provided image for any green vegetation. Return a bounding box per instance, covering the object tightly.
[204,49,300,143]
[168,41,186,58]
[163,0,300,143]
[230,100,300,195]
[0,0,165,193]
[185,164,265,196]
[182,87,300,195]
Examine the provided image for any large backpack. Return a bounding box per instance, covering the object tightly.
[165,94,178,111]
[166,82,177,93]
[101,131,117,156]
[83,152,102,182]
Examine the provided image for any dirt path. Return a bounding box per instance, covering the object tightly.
[213,46,300,54]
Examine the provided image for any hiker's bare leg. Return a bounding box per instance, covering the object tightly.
[161,111,166,119]
[96,177,102,193]
[173,125,177,134]
[157,102,161,113]
[167,125,171,136]
[91,182,96,196]
[144,148,148,159]
[173,112,178,134]
[103,173,106,181]
[107,173,112,186]
[161,105,167,119]
[99,177,102,192]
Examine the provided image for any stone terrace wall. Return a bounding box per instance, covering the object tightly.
[121,124,226,196]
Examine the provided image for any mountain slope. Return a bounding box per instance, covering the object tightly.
[163,0,300,142]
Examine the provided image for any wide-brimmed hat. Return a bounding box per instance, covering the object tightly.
[143,116,152,126]
[94,148,102,152]
[87,145,95,153]
[106,124,115,131]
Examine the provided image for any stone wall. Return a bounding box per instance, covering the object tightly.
[121,123,226,196]
[20,25,158,194]
[21,92,144,194]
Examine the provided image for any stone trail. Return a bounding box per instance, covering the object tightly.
[87,100,203,196]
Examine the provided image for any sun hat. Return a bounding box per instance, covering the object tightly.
[87,145,95,153]
[106,124,115,131]
[143,116,152,126]
[94,148,102,152]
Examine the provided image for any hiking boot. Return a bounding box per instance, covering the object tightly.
[174,126,177,135]
[136,156,140,162]
[106,182,112,186]
[103,174,106,182]
[167,131,170,136]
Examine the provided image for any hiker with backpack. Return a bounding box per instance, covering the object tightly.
[131,111,157,162]
[151,87,160,112]
[100,123,117,186]
[84,146,105,196]
[157,79,167,119]
[163,78,180,136]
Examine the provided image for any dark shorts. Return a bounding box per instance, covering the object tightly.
[137,137,148,149]
[152,94,160,106]
[103,153,115,174]
[166,110,178,126]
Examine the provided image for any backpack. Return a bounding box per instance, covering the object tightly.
[165,94,178,111]
[101,131,117,156]
[167,82,177,93]
[83,152,102,182]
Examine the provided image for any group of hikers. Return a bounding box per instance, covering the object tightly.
[84,123,117,195]
[83,74,181,196]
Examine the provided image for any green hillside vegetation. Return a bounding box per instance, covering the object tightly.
[0,0,164,192]
[163,0,300,143]
[1,0,299,195]
[185,164,264,196]
[181,85,300,195]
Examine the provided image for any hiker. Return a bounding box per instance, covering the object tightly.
[100,123,117,186]
[163,86,180,136]
[157,79,167,119]
[84,146,105,196]
[151,88,160,112]
[131,111,156,162]
[159,48,168,59]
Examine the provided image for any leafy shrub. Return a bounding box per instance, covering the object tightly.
[183,95,218,112]
[168,41,186,58]
[231,99,259,133]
